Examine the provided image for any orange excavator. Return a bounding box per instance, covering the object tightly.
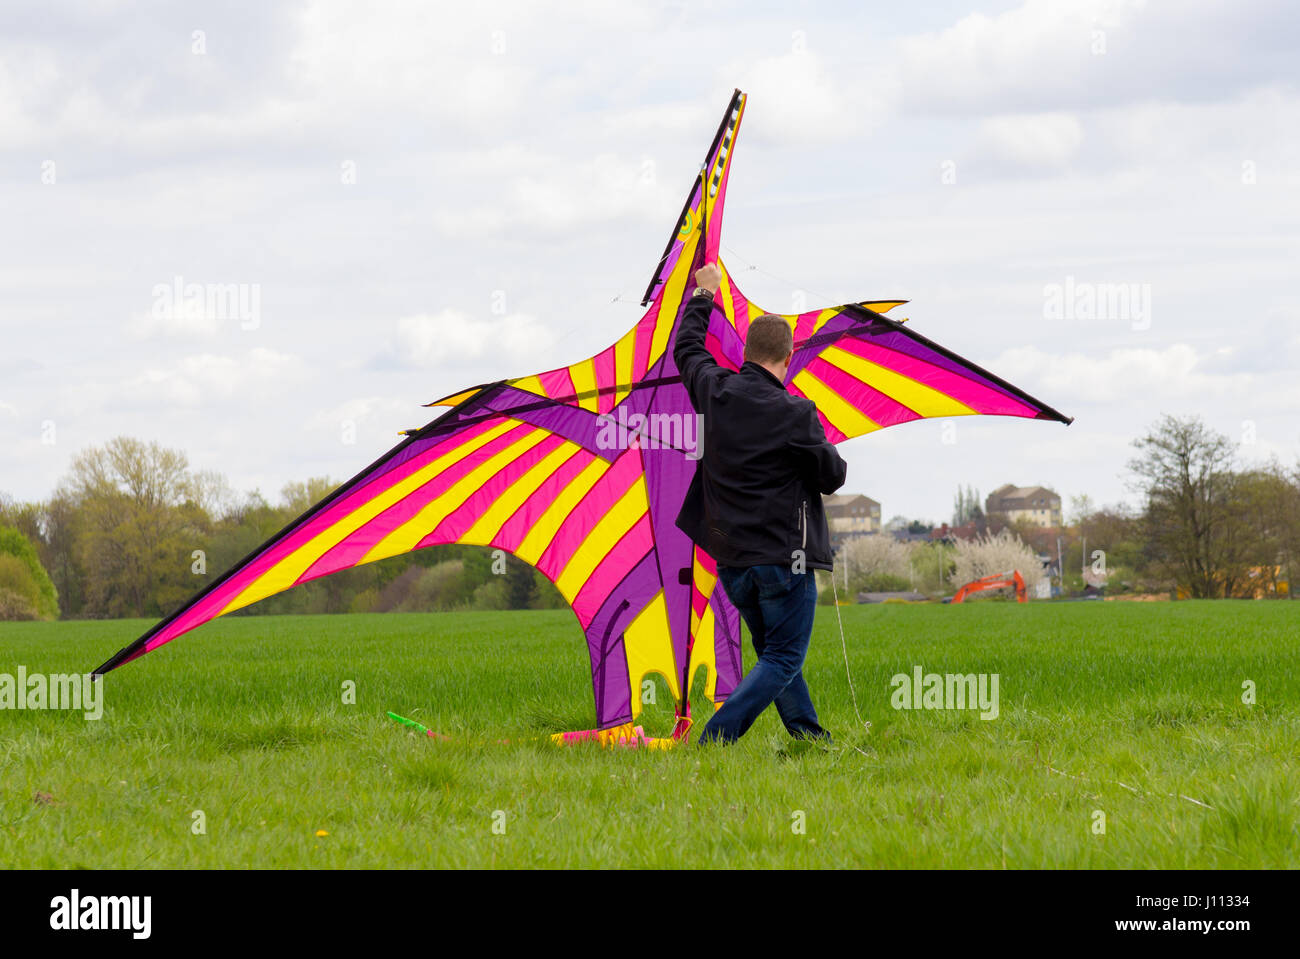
[951,570,1027,604]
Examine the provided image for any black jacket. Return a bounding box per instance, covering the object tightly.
[673,290,847,570]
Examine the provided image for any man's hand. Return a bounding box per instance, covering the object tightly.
[694,262,722,294]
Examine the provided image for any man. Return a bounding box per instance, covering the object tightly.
[674,261,848,745]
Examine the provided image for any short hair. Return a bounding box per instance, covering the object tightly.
[744,314,793,365]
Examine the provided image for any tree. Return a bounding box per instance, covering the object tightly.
[57,437,206,618]
[1126,415,1237,597]
[842,534,916,593]
[1217,465,1295,597]
[952,485,982,526]
[949,528,1045,595]
[0,525,59,620]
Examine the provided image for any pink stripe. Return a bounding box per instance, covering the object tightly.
[633,302,660,381]
[298,423,536,582]
[536,447,642,581]
[727,282,751,341]
[836,337,1037,417]
[691,584,708,620]
[793,308,820,342]
[804,356,920,429]
[704,330,740,371]
[538,366,574,400]
[416,434,569,547]
[594,345,616,414]
[492,448,593,554]
[571,513,653,628]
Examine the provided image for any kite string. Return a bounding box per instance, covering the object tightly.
[829,570,871,735]
[720,243,838,306]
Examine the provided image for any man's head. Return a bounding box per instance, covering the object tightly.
[744,314,794,381]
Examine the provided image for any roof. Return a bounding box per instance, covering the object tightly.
[823,493,880,508]
[986,485,1060,509]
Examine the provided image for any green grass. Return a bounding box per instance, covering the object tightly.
[0,601,1296,867]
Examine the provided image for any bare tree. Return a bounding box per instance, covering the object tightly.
[1126,415,1236,597]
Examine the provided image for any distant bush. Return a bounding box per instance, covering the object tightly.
[842,534,915,586]
[471,579,509,611]
[0,525,58,620]
[0,556,40,620]
[349,587,380,614]
[376,560,470,612]
[859,572,913,592]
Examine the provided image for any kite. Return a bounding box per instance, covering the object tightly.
[92,89,1071,745]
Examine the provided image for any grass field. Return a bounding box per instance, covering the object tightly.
[1,601,1296,868]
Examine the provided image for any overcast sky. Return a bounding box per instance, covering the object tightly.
[2,0,1297,525]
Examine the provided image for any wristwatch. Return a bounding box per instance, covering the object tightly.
[692,286,716,299]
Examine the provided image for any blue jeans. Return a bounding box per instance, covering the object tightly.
[697,564,831,744]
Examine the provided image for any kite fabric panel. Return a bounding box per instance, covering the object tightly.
[93,89,1070,732]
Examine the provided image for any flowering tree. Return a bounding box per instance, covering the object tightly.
[949,528,1044,594]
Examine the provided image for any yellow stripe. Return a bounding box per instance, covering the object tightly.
[623,591,680,719]
[650,227,699,363]
[514,456,608,565]
[223,420,520,614]
[568,357,598,412]
[460,440,583,546]
[360,426,551,565]
[823,343,976,418]
[811,308,841,333]
[509,374,545,398]
[428,387,481,407]
[717,265,737,325]
[861,300,906,314]
[686,601,719,703]
[554,476,648,600]
[792,366,879,439]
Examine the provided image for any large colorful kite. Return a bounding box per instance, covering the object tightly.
[93,90,1071,743]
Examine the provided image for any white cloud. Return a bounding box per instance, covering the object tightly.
[992,343,1256,404]
[976,112,1084,168]
[388,310,552,369]
[727,48,895,144]
[898,0,1147,113]
[111,348,309,408]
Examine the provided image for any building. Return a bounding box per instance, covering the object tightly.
[985,484,1062,528]
[823,493,882,535]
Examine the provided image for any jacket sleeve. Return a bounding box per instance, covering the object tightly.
[790,402,848,495]
[672,292,727,410]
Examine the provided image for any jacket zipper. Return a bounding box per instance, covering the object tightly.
[800,499,808,550]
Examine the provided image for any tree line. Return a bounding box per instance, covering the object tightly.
[0,436,564,621]
[1,414,1296,621]
[889,414,1299,600]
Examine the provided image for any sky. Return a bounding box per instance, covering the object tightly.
[2,0,1298,525]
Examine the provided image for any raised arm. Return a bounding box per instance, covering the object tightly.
[673,262,727,409]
